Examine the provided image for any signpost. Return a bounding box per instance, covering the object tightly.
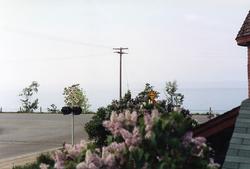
[72,112,74,145]
[61,106,82,145]
[62,84,83,145]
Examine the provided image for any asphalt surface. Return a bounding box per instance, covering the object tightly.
[0,113,93,160]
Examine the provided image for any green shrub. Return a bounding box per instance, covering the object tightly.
[84,107,111,147]
[12,153,54,169]
[36,153,54,167]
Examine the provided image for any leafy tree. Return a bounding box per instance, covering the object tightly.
[108,84,160,113]
[135,83,159,102]
[165,81,184,110]
[63,84,90,113]
[85,83,189,148]
[47,104,59,113]
[19,81,39,112]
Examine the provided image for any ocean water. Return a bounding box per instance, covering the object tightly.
[179,88,247,113]
[0,88,247,114]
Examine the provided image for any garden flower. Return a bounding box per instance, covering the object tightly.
[53,150,65,169]
[118,112,125,122]
[103,142,126,156]
[76,162,88,169]
[80,139,88,149]
[151,109,159,119]
[189,137,207,157]
[119,127,141,151]
[208,158,220,168]
[182,131,193,147]
[131,111,138,123]
[64,143,81,159]
[39,163,49,169]
[182,132,207,157]
[125,110,131,121]
[110,111,118,122]
[85,150,103,168]
[193,137,206,149]
[144,111,159,139]
[142,163,149,169]
[103,154,116,167]
[120,129,132,142]
[131,127,141,145]
[124,110,138,126]
[103,118,122,136]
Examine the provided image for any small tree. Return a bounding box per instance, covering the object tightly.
[165,81,184,109]
[63,84,90,113]
[19,81,39,112]
[47,104,59,113]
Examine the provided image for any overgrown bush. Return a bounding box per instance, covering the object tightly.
[84,107,111,147]
[12,153,54,169]
[52,109,219,169]
[37,153,55,167]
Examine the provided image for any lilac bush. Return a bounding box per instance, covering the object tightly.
[84,83,191,148]
[51,109,219,169]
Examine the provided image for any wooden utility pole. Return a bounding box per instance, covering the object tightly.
[113,47,128,100]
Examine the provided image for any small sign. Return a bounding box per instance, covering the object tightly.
[72,96,79,104]
[148,90,157,102]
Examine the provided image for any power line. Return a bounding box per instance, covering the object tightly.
[1,26,113,49]
[50,53,112,60]
[1,52,112,62]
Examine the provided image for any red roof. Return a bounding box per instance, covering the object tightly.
[236,10,250,46]
[193,106,240,137]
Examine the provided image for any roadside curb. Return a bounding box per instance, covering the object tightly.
[0,147,61,169]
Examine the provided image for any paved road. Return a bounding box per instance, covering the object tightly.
[0,113,93,160]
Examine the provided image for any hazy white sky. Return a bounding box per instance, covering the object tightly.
[0,0,249,111]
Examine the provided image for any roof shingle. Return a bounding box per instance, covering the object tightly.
[222,99,250,169]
